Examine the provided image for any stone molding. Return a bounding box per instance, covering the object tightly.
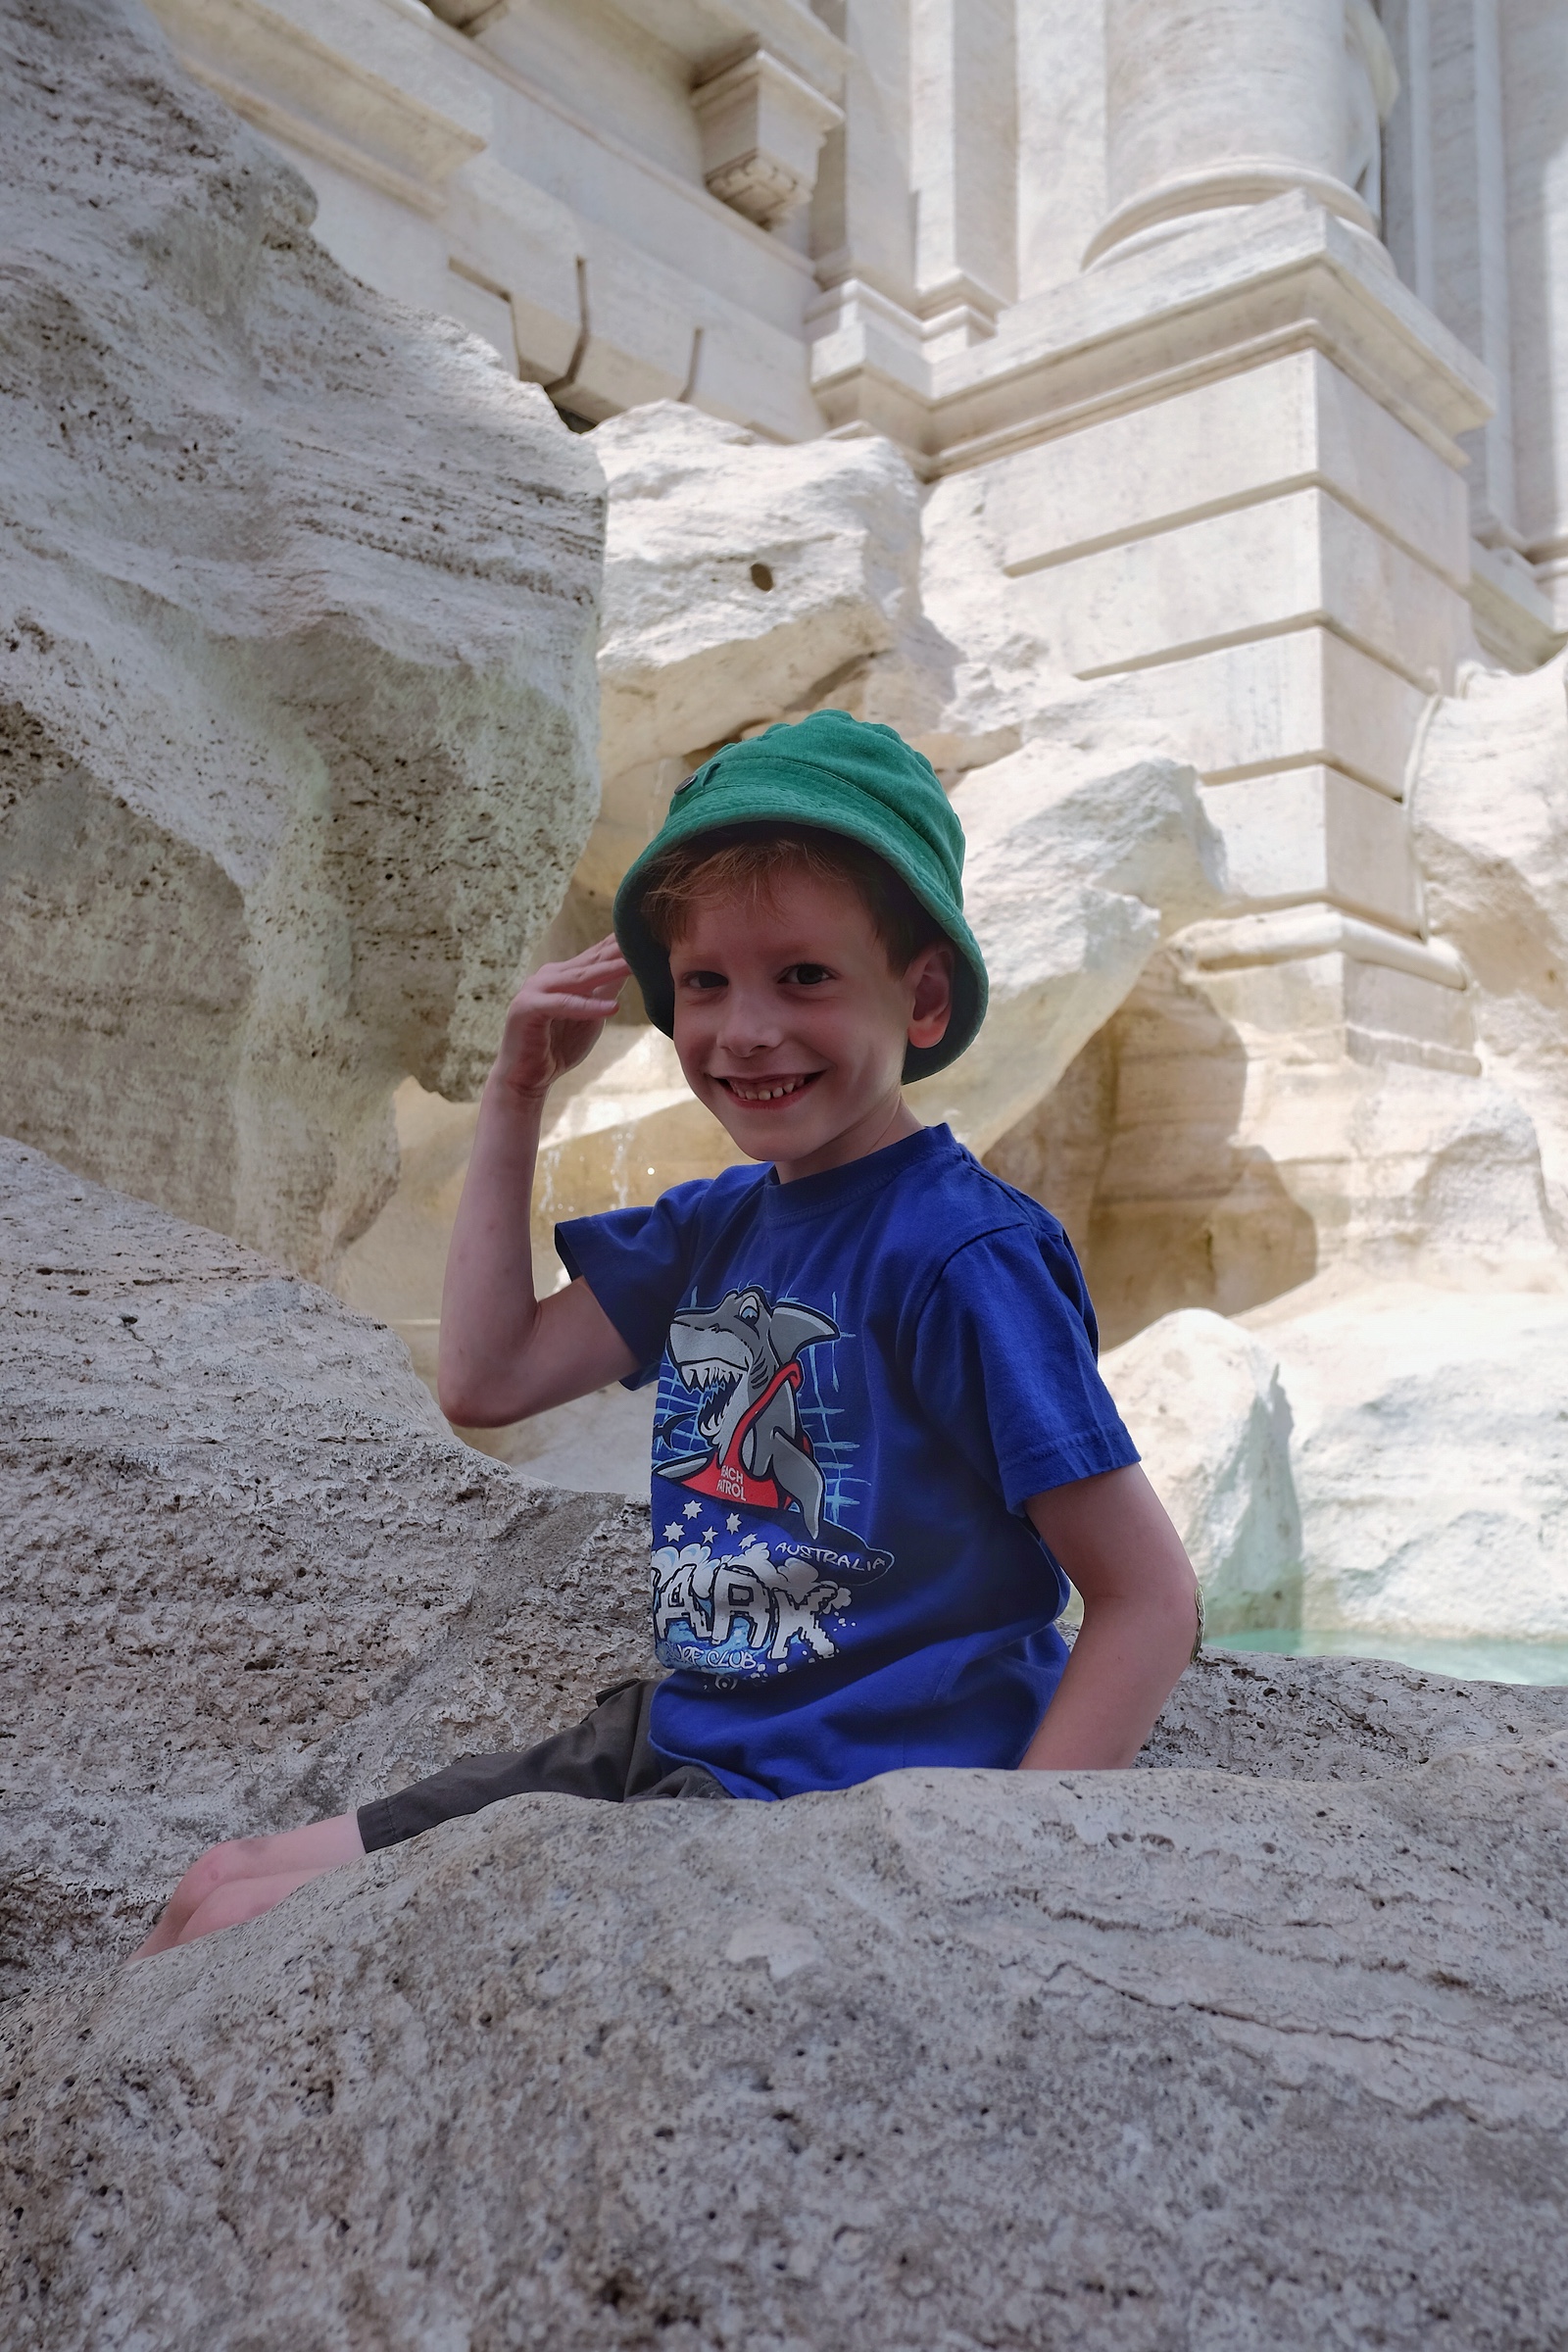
[1173,905,1468,990]
[691,46,843,227]
[923,196,1494,478]
[1083,162,1381,270]
[147,0,487,214]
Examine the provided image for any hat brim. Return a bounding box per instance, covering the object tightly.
[612,752,988,1083]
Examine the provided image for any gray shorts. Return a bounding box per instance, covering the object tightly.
[356,1677,729,1853]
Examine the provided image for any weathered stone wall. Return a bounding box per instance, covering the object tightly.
[0,0,604,1280]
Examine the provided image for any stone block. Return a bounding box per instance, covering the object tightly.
[6,1686,1567,2344]
[1056,931,1557,1341]
[1199,765,1421,928]
[149,0,489,208]
[555,230,699,419]
[594,401,921,789]
[930,193,1492,475]
[1123,626,1434,791]
[0,1135,654,1992]
[1413,649,1568,1231]
[994,348,1469,586]
[691,47,842,227]
[443,157,585,383]
[9,1137,1568,2347]
[907,745,1229,1153]
[1028,490,1466,687]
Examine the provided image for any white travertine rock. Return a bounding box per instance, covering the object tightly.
[8,1136,1568,2343]
[1004,935,1564,1350]
[0,1137,651,1996]
[1414,650,1568,1236]
[908,744,1228,1152]
[588,404,925,893]
[1250,1280,1568,1642]
[5,1712,1566,2349]
[1102,1309,1300,1633]
[0,0,604,1279]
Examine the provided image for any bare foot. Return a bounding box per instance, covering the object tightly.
[132,1813,365,1957]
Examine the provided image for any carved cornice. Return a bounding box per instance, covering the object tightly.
[691,47,842,227]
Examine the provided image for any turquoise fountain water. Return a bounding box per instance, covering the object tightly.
[1213,1628,1568,1686]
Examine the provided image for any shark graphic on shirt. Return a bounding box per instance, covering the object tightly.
[661,1286,838,1538]
[652,1284,892,1675]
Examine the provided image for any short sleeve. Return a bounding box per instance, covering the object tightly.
[557,1181,710,1388]
[910,1222,1139,1511]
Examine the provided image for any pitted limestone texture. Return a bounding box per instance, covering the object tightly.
[0,0,604,1280]
[0,1137,651,1998]
[4,1721,1565,2351]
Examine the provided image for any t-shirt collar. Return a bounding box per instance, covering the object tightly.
[759,1122,958,1225]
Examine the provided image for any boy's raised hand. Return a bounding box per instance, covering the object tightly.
[440,931,637,1427]
[494,935,630,1101]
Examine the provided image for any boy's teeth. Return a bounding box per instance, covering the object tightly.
[733,1076,806,1102]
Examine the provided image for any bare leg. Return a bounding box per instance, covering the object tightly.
[132,1812,366,1958]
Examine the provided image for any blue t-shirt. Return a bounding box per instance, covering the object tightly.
[557,1124,1137,1801]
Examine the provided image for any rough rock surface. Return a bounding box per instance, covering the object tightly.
[6,1139,1568,2345]
[1248,1277,1568,1642]
[5,1714,1566,2351]
[1415,649,1568,1236]
[0,1137,650,1996]
[587,403,927,897]
[1102,1309,1300,1634]
[909,744,1227,1152]
[0,0,604,1278]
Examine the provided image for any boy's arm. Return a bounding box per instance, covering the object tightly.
[1019,1464,1199,1770]
[438,938,639,1428]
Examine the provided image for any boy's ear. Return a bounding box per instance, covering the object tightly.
[906,941,954,1052]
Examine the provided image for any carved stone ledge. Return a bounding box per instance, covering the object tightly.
[691,47,841,228]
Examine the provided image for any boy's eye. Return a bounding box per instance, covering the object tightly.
[783,963,832,986]
[680,969,727,992]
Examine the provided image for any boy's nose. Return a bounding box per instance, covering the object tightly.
[717,985,785,1056]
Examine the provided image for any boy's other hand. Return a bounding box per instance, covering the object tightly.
[494,935,629,1102]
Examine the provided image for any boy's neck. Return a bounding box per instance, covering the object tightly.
[773,1094,924,1185]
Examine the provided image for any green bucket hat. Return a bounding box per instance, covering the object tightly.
[612,709,988,1082]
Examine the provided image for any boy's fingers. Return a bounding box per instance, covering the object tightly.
[530,946,627,992]
[534,993,623,1018]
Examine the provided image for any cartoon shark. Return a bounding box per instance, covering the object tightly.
[662,1287,838,1537]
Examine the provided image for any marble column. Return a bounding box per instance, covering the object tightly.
[1381,0,1562,662]
[907,0,1017,357]
[1087,0,1395,266]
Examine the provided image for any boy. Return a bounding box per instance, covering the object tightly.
[137,711,1199,1955]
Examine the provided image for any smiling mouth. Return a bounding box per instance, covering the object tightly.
[714,1072,821,1105]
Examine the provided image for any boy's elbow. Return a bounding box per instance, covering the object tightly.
[436,1366,503,1427]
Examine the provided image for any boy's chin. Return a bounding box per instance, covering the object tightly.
[710,1104,828,1159]
[699,1081,836,1157]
